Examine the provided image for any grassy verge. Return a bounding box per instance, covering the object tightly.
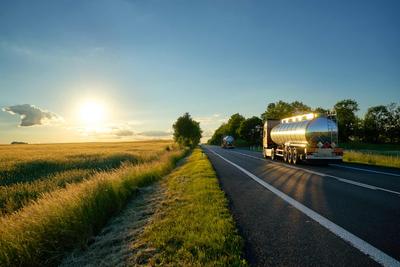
[0,141,172,185]
[343,150,400,169]
[0,169,95,215]
[131,149,246,266]
[341,142,400,151]
[0,149,186,267]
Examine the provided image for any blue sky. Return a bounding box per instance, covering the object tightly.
[0,0,399,143]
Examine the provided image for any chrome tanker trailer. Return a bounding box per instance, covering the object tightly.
[222,135,235,149]
[263,113,343,164]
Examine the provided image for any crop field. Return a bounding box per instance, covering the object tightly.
[0,141,174,215]
[0,141,186,266]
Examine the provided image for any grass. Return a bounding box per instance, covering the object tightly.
[0,141,171,185]
[0,141,174,215]
[0,142,186,266]
[343,150,400,169]
[130,149,246,266]
[341,142,400,151]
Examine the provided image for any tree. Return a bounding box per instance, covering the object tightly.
[386,103,400,143]
[173,113,202,148]
[314,107,330,114]
[226,113,245,138]
[334,99,359,142]
[207,123,228,145]
[238,116,263,145]
[261,100,312,121]
[363,105,390,143]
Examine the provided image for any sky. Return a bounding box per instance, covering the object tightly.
[0,0,399,143]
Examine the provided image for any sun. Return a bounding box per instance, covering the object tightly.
[78,100,107,126]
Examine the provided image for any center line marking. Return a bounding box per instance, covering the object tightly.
[205,147,400,267]
[231,150,400,196]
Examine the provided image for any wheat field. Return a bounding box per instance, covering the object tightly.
[0,140,186,266]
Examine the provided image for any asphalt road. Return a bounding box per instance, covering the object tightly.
[202,145,400,267]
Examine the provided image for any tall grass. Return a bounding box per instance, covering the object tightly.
[343,150,400,168]
[0,141,172,186]
[0,141,175,215]
[131,149,246,266]
[0,169,94,215]
[0,148,186,266]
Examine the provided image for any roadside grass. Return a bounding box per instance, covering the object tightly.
[0,148,186,267]
[0,169,95,215]
[0,141,175,215]
[341,142,400,151]
[0,141,172,186]
[343,150,400,169]
[131,149,246,266]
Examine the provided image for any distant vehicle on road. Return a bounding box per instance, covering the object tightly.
[222,135,235,149]
[263,113,343,164]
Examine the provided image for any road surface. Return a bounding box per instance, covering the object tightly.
[202,145,400,267]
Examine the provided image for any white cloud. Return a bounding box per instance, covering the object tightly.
[139,131,172,137]
[112,128,134,137]
[2,104,63,127]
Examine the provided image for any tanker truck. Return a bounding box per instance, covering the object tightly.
[263,113,343,164]
[221,135,235,149]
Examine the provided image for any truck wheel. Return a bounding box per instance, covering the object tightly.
[271,148,275,160]
[288,148,293,164]
[283,148,287,162]
[292,148,298,165]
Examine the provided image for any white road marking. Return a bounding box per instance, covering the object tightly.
[231,150,400,196]
[330,164,400,177]
[206,147,400,267]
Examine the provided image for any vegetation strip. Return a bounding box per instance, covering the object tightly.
[130,149,246,266]
[343,151,400,169]
[0,142,173,215]
[0,148,186,266]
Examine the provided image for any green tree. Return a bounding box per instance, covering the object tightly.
[207,123,228,145]
[334,99,359,142]
[226,113,245,138]
[238,116,263,145]
[314,107,330,114]
[261,100,312,121]
[386,103,400,143]
[173,113,202,148]
[363,105,390,143]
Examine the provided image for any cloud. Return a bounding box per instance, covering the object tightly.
[112,128,134,137]
[139,131,172,137]
[2,104,62,127]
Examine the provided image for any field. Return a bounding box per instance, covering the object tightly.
[0,141,186,266]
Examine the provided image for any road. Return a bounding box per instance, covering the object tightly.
[202,145,400,267]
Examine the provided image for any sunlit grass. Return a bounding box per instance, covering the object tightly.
[0,141,172,185]
[343,150,400,168]
[0,141,175,215]
[131,149,246,266]
[0,146,186,266]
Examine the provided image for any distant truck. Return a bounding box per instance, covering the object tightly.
[263,113,343,164]
[221,135,235,149]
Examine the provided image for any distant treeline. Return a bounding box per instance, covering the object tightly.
[207,99,400,146]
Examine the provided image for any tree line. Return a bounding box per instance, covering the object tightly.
[208,99,400,146]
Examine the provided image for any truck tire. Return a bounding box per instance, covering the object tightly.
[288,148,293,164]
[271,148,275,160]
[292,148,298,165]
[283,147,288,162]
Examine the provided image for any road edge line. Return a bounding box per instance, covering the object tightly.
[232,150,400,196]
[206,147,400,267]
